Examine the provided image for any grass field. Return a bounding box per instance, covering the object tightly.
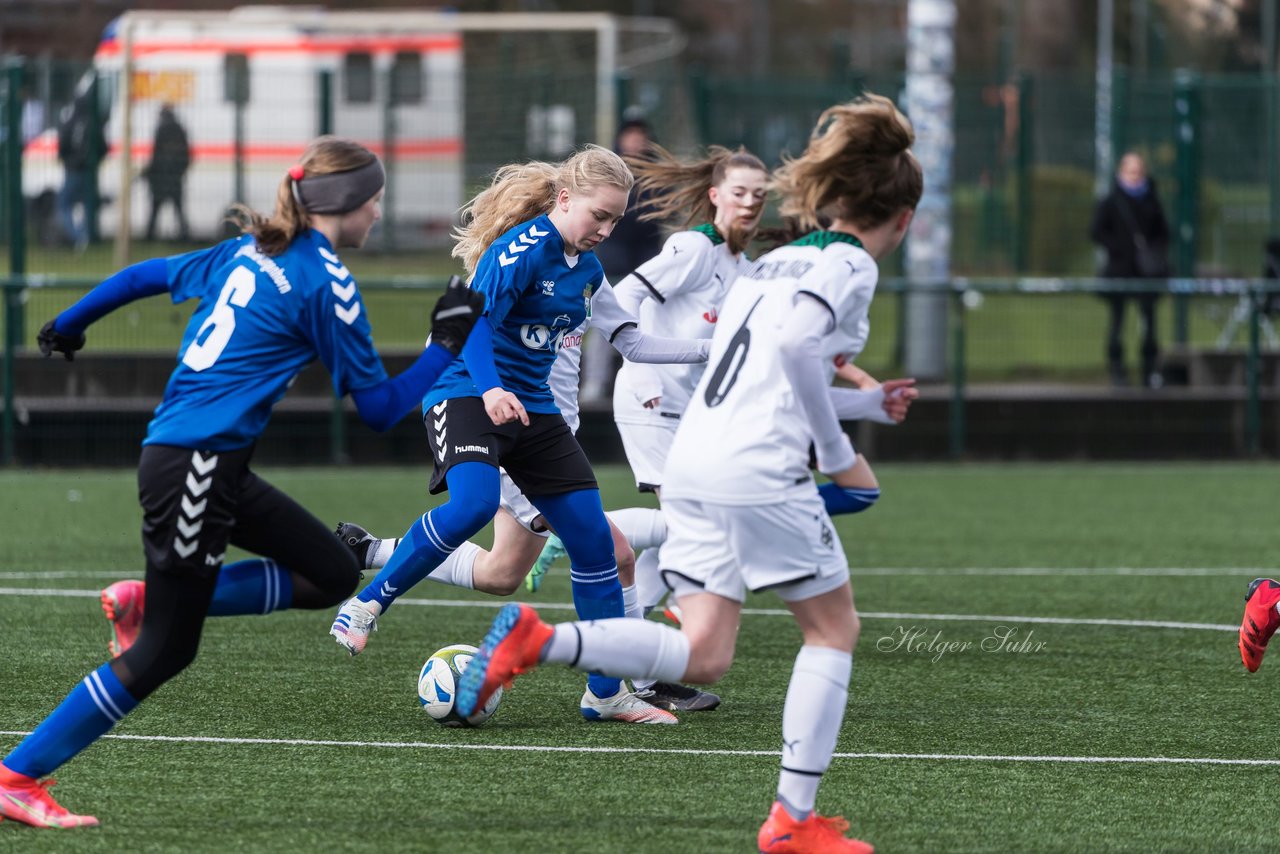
[1,462,1278,852]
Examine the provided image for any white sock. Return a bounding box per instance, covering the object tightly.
[425,540,479,589]
[542,618,689,682]
[621,582,653,691]
[776,645,852,818]
[634,547,666,615]
[607,507,667,552]
[369,537,401,571]
[622,584,642,621]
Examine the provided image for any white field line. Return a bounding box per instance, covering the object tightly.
[0,587,1239,632]
[0,730,1274,766]
[0,566,1270,580]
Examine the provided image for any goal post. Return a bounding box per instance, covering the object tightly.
[102,7,685,264]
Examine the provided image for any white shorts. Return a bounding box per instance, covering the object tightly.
[658,493,850,603]
[499,469,550,538]
[616,419,679,492]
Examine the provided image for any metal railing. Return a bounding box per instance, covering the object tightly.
[4,275,1280,465]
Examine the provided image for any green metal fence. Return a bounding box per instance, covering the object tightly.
[4,53,1280,464]
[4,276,1280,466]
[4,56,1280,278]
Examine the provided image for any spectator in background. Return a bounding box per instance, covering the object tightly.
[579,117,665,404]
[56,92,106,251]
[144,104,192,242]
[1089,151,1171,388]
[20,85,45,146]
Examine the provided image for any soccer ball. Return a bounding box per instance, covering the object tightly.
[417,643,503,727]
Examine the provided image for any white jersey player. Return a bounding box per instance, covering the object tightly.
[611,146,768,491]
[458,95,924,853]
[662,231,875,507]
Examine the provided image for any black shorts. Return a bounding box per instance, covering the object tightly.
[137,444,358,596]
[138,444,252,579]
[425,396,597,497]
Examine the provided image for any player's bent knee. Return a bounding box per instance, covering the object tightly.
[292,538,362,609]
[479,571,523,597]
[614,543,636,585]
[451,494,502,538]
[681,634,735,684]
[682,653,733,684]
[117,642,200,700]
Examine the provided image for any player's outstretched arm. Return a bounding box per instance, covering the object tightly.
[351,277,485,432]
[589,278,710,365]
[828,378,918,425]
[37,258,170,360]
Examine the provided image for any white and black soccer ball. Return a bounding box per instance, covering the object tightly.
[417,643,503,727]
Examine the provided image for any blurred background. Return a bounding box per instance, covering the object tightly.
[2,0,1279,465]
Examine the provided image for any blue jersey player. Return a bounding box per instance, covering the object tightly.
[0,137,483,829]
[330,145,679,723]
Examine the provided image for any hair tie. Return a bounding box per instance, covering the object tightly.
[288,164,306,181]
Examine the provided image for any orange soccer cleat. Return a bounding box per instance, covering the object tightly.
[101,580,145,658]
[1240,578,1280,673]
[0,770,99,829]
[757,801,874,854]
[456,603,553,718]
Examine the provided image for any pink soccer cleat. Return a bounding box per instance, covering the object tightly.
[0,769,99,829]
[456,603,554,718]
[101,580,145,658]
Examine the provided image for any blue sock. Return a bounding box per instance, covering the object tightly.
[357,461,499,612]
[531,488,625,699]
[819,482,881,516]
[571,565,625,699]
[4,664,139,779]
[208,559,293,616]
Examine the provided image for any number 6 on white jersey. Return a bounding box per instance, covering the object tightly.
[182,266,257,372]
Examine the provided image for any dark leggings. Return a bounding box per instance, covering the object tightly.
[113,471,359,701]
[1105,293,1159,375]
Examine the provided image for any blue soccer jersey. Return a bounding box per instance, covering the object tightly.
[425,214,602,414]
[144,230,388,450]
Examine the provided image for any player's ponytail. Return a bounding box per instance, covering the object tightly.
[229,136,381,256]
[629,144,766,254]
[453,145,633,276]
[773,94,922,230]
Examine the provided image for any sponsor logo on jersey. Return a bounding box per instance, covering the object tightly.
[541,280,555,296]
[454,444,490,455]
[702,307,718,324]
[561,332,583,349]
[520,314,574,351]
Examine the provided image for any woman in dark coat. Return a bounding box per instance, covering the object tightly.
[145,103,192,241]
[1089,151,1171,388]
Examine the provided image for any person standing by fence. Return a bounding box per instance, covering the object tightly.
[56,91,105,251]
[1089,151,1172,389]
[145,104,193,242]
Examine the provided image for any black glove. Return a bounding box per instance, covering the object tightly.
[430,275,485,357]
[37,319,86,362]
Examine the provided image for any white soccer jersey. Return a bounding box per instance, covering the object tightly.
[662,233,877,506]
[612,227,753,424]
[547,274,704,433]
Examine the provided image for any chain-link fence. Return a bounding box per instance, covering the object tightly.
[5,35,1280,464]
